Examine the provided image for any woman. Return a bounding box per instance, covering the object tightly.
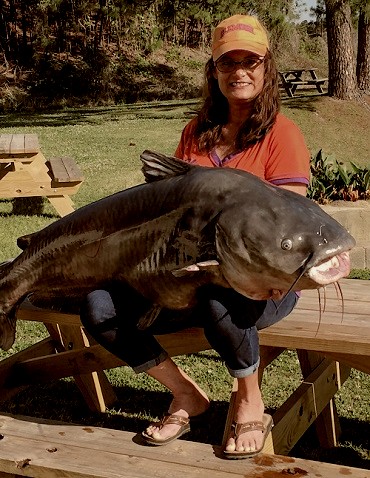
[81,14,310,459]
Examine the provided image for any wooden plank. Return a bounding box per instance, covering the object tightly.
[9,135,26,155]
[10,328,212,386]
[0,135,12,154]
[269,358,349,455]
[0,178,82,198]
[23,134,39,154]
[17,302,82,326]
[296,296,370,315]
[297,351,342,448]
[12,324,367,388]
[48,157,84,183]
[48,158,69,182]
[52,323,117,412]
[0,435,251,478]
[46,195,76,217]
[0,414,367,478]
[323,351,370,375]
[259,320,370,356]
[305,79,327,84]
[62,157,83,182]
[288,80,309,85]
[286,308,370,327]
[0,338,56,403]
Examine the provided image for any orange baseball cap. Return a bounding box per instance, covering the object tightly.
[212,15,269,61]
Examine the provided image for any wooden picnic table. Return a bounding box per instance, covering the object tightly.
[0,278,369,459]
[0,133,84,217]
[279,68,328,97]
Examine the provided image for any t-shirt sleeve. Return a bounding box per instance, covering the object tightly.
[174,119,198,161]
[264,115,311,185]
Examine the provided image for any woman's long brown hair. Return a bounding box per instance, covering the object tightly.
[194,50,281,152]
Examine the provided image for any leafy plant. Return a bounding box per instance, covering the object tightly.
[308,149,370,203]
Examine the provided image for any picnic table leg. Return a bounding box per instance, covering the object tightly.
[45,323,118,412]
[0,337,57,403]
[297,350,350,448]
[308,70,325,94]
[284,84,294,97]
[47,195,75,217]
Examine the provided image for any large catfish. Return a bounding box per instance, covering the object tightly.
[0,150,355,351]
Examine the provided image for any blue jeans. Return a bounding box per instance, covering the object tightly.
[80,284,298,378]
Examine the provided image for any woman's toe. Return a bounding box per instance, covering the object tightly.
[151,430,163,440]
[225,440,236,452]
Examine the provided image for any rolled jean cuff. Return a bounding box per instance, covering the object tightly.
[227,356,260,378]
[132,351,169,374]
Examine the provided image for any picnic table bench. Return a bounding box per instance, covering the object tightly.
[279,68,328,97]
[0,413,368,478]
[0,133,84,217]
[0,279,369,465]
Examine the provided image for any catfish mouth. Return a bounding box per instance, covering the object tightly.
[306,251,351,285]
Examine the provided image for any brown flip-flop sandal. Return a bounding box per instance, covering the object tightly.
[142,413,191,446]
[223,413,273,459]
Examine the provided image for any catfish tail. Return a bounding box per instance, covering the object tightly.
[0,307,16,351]
[0,259,17,350]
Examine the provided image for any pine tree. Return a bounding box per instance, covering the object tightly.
[325,0,359,99]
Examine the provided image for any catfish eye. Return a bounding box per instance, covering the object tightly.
[281,238,293,250]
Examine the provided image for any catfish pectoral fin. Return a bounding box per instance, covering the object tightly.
[171,260,220,277]
[0,311,16,351]
[136,305,162,330]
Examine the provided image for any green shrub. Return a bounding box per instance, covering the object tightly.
[349,269,370,280]
[308,150,370,204]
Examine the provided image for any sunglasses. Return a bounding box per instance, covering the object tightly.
[215,56,265,73]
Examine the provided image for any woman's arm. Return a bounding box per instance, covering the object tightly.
[278,183,307,196]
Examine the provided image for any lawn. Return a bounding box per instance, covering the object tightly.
[0,96,369,470]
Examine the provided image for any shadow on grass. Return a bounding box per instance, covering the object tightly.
[0,94,327,128]
[0,380,227,446]
[291,416,370,470]
[0,198,58,219]
[281,92,327,112]
[0,100,200,128]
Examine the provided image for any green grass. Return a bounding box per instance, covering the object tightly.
[0,98,369,470]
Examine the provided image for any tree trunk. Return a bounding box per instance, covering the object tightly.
[357,9,370,92]
[0,0,11,64]
[325,0,358,99]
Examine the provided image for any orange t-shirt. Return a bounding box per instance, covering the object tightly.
[174,113,310,185]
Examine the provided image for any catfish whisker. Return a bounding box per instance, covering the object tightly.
[274,252,314,314]
[333,280,344,323]
[315,287,323,337]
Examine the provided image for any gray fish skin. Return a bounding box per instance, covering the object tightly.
[0,150,355,351]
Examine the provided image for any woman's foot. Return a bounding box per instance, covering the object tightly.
[143,358,210,443]
[225,375,266,454]
[143,387,210,442]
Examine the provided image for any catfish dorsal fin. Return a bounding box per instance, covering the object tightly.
[140,150,195,183]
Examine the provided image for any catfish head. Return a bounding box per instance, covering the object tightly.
[215,184,355,300]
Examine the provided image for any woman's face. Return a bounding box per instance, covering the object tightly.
[213,50,265,105]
